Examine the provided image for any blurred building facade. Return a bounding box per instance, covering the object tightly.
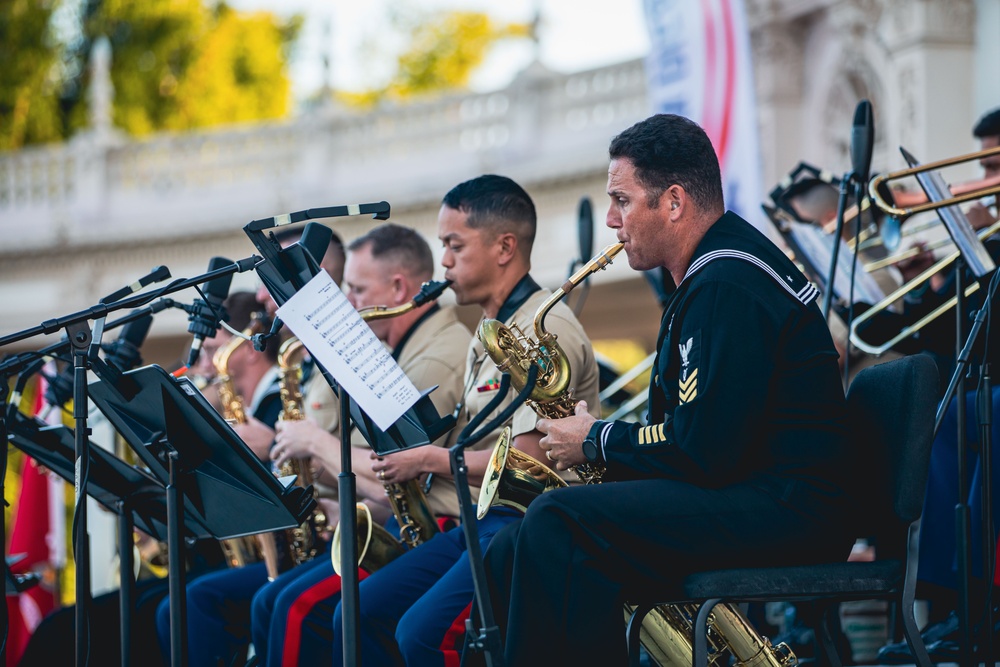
[1,0,998,366]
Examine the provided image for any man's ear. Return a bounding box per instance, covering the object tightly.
[390,274,408,304]
[496,232,518,266]
[664,185,685,220]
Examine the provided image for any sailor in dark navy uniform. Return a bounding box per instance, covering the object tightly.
[483,114,858,667]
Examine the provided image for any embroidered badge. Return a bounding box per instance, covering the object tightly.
[477,378,502,393]
[678,332,700,404]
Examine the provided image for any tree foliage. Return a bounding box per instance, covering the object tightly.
[337,10,532,108]
[0,0,301,149]
[0,0,65,150]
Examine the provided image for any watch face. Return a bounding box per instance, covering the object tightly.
[582,438,598,462]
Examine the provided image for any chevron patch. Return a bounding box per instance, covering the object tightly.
[679,368,698,403]
[637,423,667,446]
[677,330,701,405]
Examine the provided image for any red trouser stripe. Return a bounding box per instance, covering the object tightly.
[439,602,473,667]
[281,568,368,667]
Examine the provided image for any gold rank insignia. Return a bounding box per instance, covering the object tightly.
[638,423,667,445]
[678,332,700,404]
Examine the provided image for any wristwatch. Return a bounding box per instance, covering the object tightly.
[582,420,604,463]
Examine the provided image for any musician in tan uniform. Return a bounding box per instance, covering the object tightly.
[330,174,601,667]
[251,223,471,666]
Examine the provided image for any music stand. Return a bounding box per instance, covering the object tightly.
[242,207,458,665]
[7,410,208,667]
[87,364,315,667]
[905,146,997,667]
[5,553,41,596]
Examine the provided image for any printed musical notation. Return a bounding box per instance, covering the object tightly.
[276,271,418,430]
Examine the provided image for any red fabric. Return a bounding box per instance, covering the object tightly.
[6,384,59,666]
[439,602,473,667]
[281,568,369,667]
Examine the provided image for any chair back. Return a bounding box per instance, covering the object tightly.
[846,354,938,557]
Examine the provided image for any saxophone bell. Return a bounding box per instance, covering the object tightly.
[477,427,567,519]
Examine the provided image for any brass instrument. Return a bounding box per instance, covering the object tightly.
[476,242,795,667]
[213,316,266,568]
[476,242,623,520]
[330,280,451,575]
[257,337,325,580]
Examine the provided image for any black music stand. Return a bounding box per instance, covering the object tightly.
[87,364,315,667]
[5,554,41,596]
[244,206,453,666]
[7,410,208,667]
[905,146,998,667]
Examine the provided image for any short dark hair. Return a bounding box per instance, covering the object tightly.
[273,225,346,273]
[973,107,1000,139]
[609,114,724,210]
[441,174,536,252]
[222,291,278,361]
[347,223,434,281]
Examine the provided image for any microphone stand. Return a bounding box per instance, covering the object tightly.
[455,365,539,667]
[820,173,854,321]
[933,266,999,667]
[0,256,260,667]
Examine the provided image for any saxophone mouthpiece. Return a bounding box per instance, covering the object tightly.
[413,279,453,306]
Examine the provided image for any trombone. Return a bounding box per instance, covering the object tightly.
[848,146,1000,356]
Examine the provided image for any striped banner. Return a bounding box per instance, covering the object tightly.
[642,0,772,239]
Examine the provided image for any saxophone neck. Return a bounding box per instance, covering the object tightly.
[358,280,452,322]
[532,242,625,338]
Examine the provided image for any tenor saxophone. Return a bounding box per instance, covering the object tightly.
[475,244,796,667]
[212,315,267,568]
[257,336,326,581]
[331,280,450,575]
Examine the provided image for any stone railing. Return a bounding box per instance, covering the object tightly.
[0,58,648,254]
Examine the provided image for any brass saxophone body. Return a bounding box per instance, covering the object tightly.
[474,244,795,667]
[330,280,451,575]
[477,242,624,520]
[257,336,325,581]
[212,318,266,568]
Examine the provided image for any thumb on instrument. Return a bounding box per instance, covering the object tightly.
[575,400,589,416]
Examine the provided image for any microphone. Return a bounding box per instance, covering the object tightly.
[102,311,153,373]
[577,197,594,263]
[100,265,171,304]
[186,257,234,367]
[850,99,875,184]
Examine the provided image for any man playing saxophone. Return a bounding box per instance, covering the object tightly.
[153,290,284,667]
[253,223,471,666]
[330,174,602,667]
[483,114,858,666]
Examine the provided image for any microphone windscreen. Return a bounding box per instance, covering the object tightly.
[299,223,333,270]
[577,197,594,261]
[850,99,875,183]
[204,256,234,303]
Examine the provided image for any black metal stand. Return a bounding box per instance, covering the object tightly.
[454,366,539,667]
[338,388,360,667]
[820,173,853,321]
[932,261,999,667]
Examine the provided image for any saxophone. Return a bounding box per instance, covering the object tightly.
[331,280,451,575]
[257,337,326,581]
[476,242,624,519]
[213,316,266,568]
[475,244,796,667]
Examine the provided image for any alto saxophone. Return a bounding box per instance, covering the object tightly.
[212,315,266,569]
[331,280,450,575]
[256,336,326,581]
[475,244,796,667]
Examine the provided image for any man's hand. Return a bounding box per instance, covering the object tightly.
[273,418,337,468]
[233,416,276,461]
[370,447,428,485]
[536,401,595,471]
[964,202,997,231]
[894,241,936,283]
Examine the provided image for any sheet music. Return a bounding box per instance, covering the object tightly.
[276,271,419,431]
[787,221,888,308]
